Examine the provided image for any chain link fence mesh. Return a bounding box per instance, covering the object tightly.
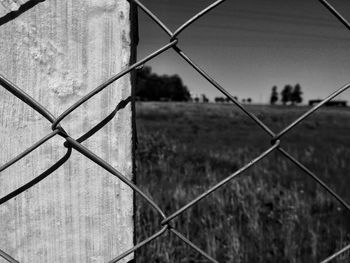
[0,0,349,262]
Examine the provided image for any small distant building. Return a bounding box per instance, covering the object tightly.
[309,99,347,107]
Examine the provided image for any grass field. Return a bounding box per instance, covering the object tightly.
[134,102,350,263]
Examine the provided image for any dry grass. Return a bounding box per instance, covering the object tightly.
[134,102,350,263]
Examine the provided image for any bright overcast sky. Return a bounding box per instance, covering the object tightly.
[137,0,350,104]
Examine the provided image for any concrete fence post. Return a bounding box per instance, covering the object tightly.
[0,0,135,262]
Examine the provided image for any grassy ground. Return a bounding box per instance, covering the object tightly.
[134,102,350,263]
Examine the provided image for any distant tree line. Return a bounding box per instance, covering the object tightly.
[136,66,191,101]
[136,66,306,106]
[270,84,303,105]
[193,94,209,103]
[215,96,252,104]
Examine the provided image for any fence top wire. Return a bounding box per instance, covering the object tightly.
[0,0,349,262]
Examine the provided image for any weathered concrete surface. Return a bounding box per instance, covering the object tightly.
[0,0,134,262]
[0,0,31,18]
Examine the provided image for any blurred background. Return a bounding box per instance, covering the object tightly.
[134,0,350,262]
[137,0,350,104]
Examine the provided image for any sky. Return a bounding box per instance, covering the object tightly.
[136,0,350,104]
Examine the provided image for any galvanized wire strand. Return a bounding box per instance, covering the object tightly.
[108,225,168,263]
[75,97,132,144]
[278,148,350,212]
[170,228,219,263]
[0,74,55,123]
[320,244,350,263]
[273,82,350,142]
[0,147,72,205]
[0,129,59,172]
[319,0,350,31]
[128,0,173,37]
[172,46,276,138]
[0,249,19,263]
[171,0,228,40]
[161,141,280,225]
[52,40,178,130]
[65,137,167,219]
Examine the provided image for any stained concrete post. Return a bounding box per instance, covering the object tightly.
[0,0,134,262]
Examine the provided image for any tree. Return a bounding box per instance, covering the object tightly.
[215,97,225,103]
[281,85,293,105]
[136,66,191,101]
[270,86,279,105]
[202,94,209,103]
[247,98,252,104]
[291,84,303,105]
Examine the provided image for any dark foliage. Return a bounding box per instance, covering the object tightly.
[281,85,293,105]
[291,84,303,105]
[270,86,279,105]
[280,84,304,105]
[215,96,235,103]
[136,66,191,102]
[202,94,209,103]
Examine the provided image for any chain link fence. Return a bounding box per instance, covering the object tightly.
[0,0,349,262]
